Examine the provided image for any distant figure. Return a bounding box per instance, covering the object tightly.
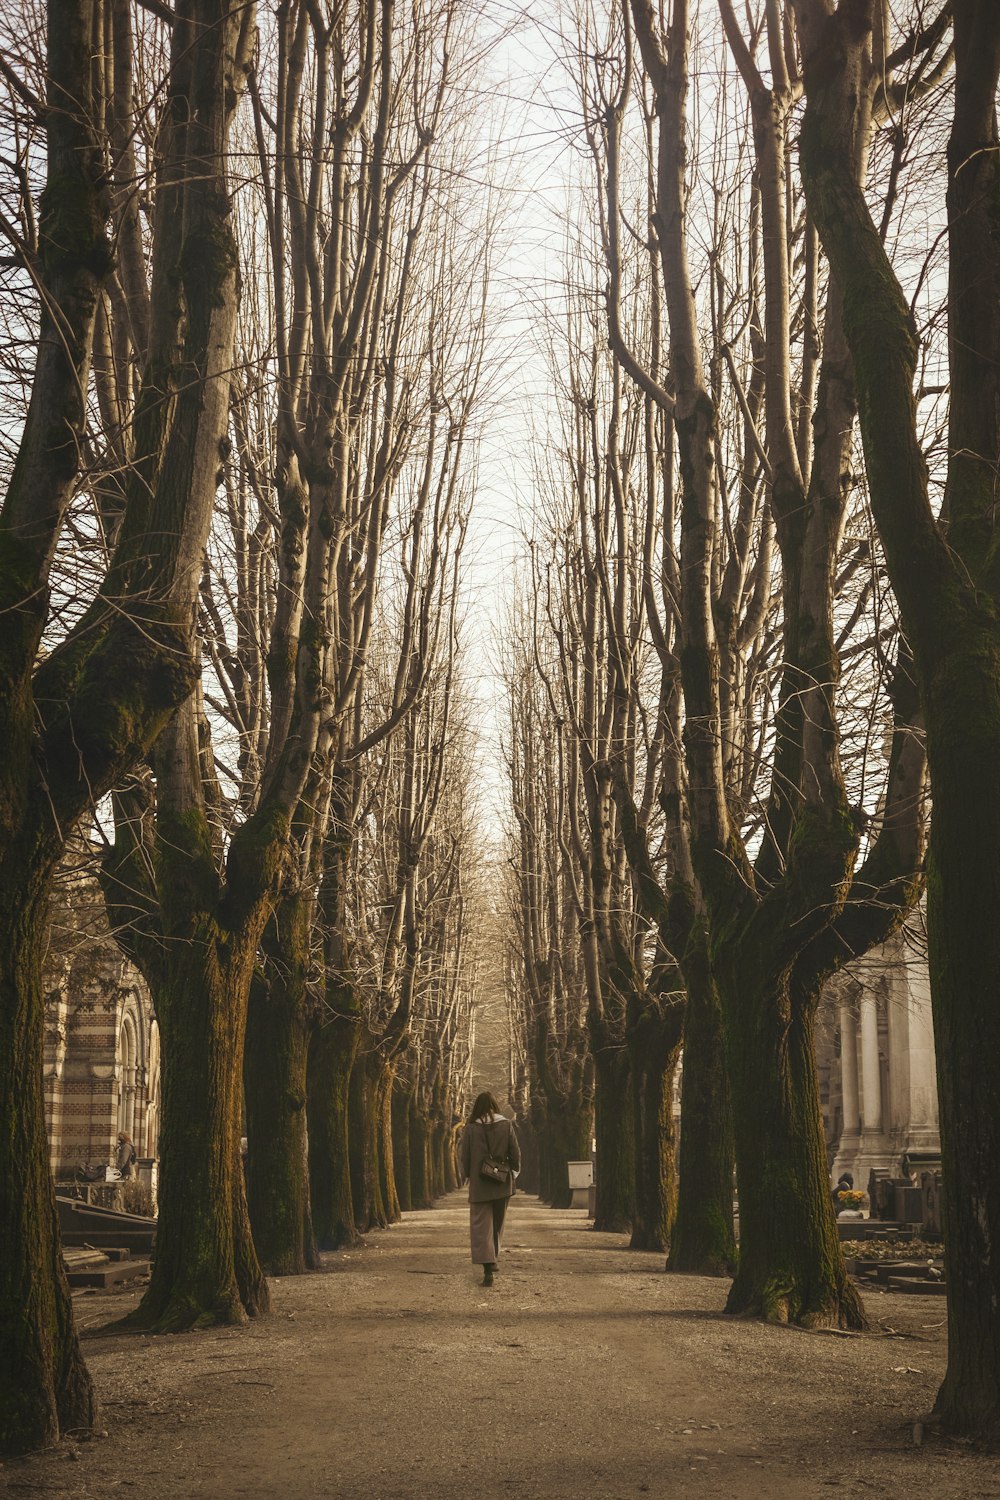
[116,1132,137,1179]
[459,1091,520,1287]
[832,1172,855,1211]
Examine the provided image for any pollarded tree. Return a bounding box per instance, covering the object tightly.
[581,0,928,1324]
[0,0,254,1451]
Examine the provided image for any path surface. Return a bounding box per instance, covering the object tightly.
[3,1195,999,1499]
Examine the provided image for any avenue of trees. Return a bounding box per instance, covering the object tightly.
[1,0,999,1462]
[503,0,1000,1451]
[0,0,488,1453]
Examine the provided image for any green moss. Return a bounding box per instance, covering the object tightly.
[39,170,113,279]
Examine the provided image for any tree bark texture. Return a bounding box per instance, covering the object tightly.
[392,1085,413,1213]
[0,875,97,1454]
[350,1047,389,1233]
[628,1006,682,1253]
[128,931,268,1332]
[307,1006,362,1250]
[245,894,318,1275]
[377,1068,401,1224]
[669,944,736,1275]
[408,1096,434,1207]
[720,962,863,1328]
[591,1045,635,1233]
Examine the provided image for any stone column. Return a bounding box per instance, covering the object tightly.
[860,991,882,1133]
[831,1003,860,1182]
[887,950,940,1156]
[840,1004,860,1135]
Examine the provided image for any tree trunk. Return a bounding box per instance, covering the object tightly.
[793,0,1000,1428]
[535,1103,554,1204]
[307,1007,361,1250]
[430,1119,447,1198]
[544,1102,593,1209]
[591,1045,635,1233]
[377,1066,401,1223]
[925,654,1000,1444]
[0,872,97,1454]
[408,1097,432,1208]
[629,1007,682,1252]
[124,932,269,1332]
[392,1084,413,1213]
[721,965,864,1328]
[669,944,737,1275]
[244,893,318,1274]
[442,1120,459,1194]
[350,1048,388,1233]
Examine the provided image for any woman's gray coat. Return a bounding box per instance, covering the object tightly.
[459,1115,520,1203]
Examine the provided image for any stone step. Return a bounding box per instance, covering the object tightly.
[885,1275,946,1296]
[66,1255,151,1289]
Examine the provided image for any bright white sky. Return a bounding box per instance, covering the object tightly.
[458,5,587,836]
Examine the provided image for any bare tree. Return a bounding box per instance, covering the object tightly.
[0,0,253,1451]
[791,0,1000,1442]
[504,621,594,1208]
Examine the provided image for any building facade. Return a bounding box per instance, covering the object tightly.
[42,857,160,1182]
[816,925,940,1187]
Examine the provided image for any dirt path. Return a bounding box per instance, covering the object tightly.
[3,1194,999,1498]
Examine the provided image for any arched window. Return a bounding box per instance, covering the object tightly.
[145,1020,160,1158]
[117,1011,138,1143]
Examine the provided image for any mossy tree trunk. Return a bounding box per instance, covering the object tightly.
[720,961,862,1326]
[0,871,97,1454]
[628,1000,683,1253]
[668,940,736,1275]
[245,891,318,1275]
[138,921,268,1330]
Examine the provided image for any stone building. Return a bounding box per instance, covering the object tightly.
[42,851,160,1183]
[816,925,940,1187]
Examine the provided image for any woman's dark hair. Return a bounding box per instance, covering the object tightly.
[470,1090,500,1123]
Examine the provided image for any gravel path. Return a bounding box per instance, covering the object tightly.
[3,1194,999,1498]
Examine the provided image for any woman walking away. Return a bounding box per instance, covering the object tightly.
[460,1091,520,1287]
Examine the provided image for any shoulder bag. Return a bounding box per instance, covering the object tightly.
[479,1119,510,1184]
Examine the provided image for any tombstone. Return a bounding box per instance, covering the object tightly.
[893,1184,924,1223]
[921,1170,945,1238]
[867,1168,892,1220]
